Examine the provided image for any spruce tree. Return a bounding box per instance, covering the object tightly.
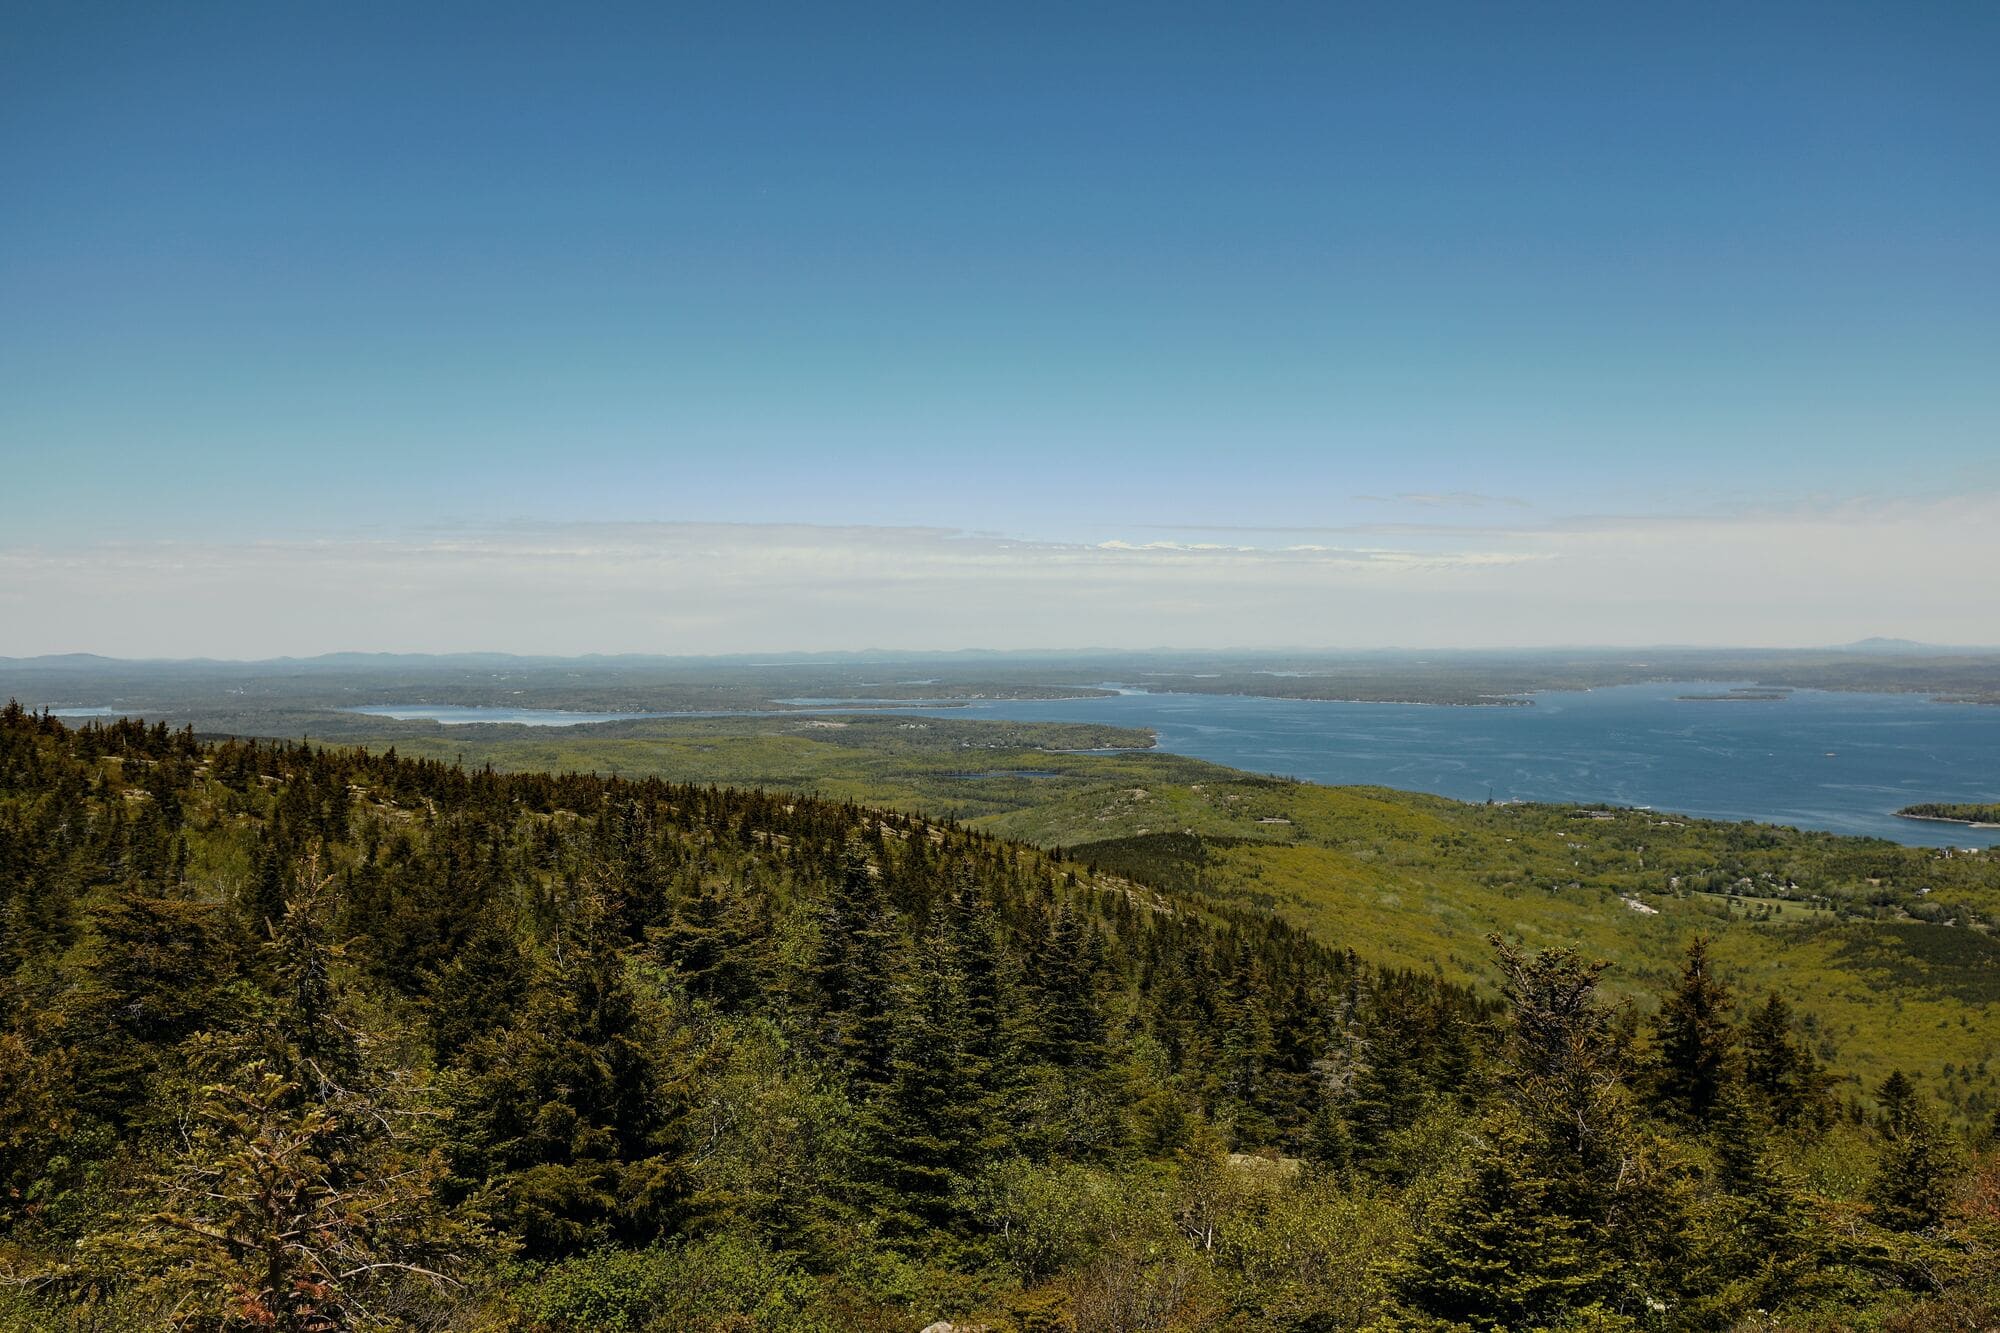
[1030,903,1106,1068]
[447,902,694,1256]
[423,918,532,1064]
[650,874,767,1008]
[261,853,361,1092]
[66,886,241,1128]
[1393,1111,1600,1331]
[1216,944,1278,1143]
[1867,1075,1959,1233]
[1876,1069,1919,1135]
[1486,938,1659,1316]
[860,910,996,1244]
[1491,939,1631,1213]
[1683,1085,1818,1322]
[1742,991,1829,1128]
[942,870,1013,1096]
[1650,935,1738,1126]
[1267,975,1325,1144]
[809,839,898,1087]
[1342,991,1438,1180]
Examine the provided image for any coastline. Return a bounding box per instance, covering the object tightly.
[1894,812,2000,829]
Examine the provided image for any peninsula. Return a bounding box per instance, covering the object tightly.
[1896,801,2000,828]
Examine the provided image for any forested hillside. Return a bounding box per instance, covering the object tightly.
[337,711,2000,1116]
[0,705,1995,1331]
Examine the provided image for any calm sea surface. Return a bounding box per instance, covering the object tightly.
[873,683,2000,848]
[348,685,2000,845]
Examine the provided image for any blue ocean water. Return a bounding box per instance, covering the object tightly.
[869,683,2000,848]
[342,684,2000,846]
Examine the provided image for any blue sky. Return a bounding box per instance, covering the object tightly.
[2,2,1996,652]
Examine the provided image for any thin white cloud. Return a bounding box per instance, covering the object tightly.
[1,497,1995,656]
[1352,491,1534,509]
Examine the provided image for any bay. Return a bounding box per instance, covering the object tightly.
[868,682,2000,848]
[337,685,2000,845]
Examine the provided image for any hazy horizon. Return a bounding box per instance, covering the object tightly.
[5,636,1995,667]
[6,503,1998,657]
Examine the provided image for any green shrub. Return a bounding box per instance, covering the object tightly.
[511,1231,833,1333]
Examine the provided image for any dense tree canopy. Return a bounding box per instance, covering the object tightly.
[0,703,1992,1330]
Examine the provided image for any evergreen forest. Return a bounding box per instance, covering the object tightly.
[1,704,1995,1331]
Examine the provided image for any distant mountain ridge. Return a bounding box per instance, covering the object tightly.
[1837,637,1970,655]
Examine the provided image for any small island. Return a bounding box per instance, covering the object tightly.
[1676,687,1793,702]
[1895,802,2000,828]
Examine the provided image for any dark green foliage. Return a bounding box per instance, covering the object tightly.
[808,839,899,1087]
[1828,923,2000,1005]
[446,904,697,1257]
[262,858,360,1086]
[1681,1086,1823,1320]
[1742,991,1831,1129]
[422,918,532,1064]
[1896,802,2000,825]
[1648,935,1738,1126]
[0,1013,78,1229]
[0,706,1991,1330]
[1027,902,1108,1069]
[858,908,1002,1243]
[1407,938,1727,1325]
[647,875,769,1008]
[1489,938,1636,1221]
[1341,986,1465,1179]
[1393,1113,1602,1331]
[1867,1073,1961,1233]
[1072,830,1249,895]
[63,886,244,1127]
